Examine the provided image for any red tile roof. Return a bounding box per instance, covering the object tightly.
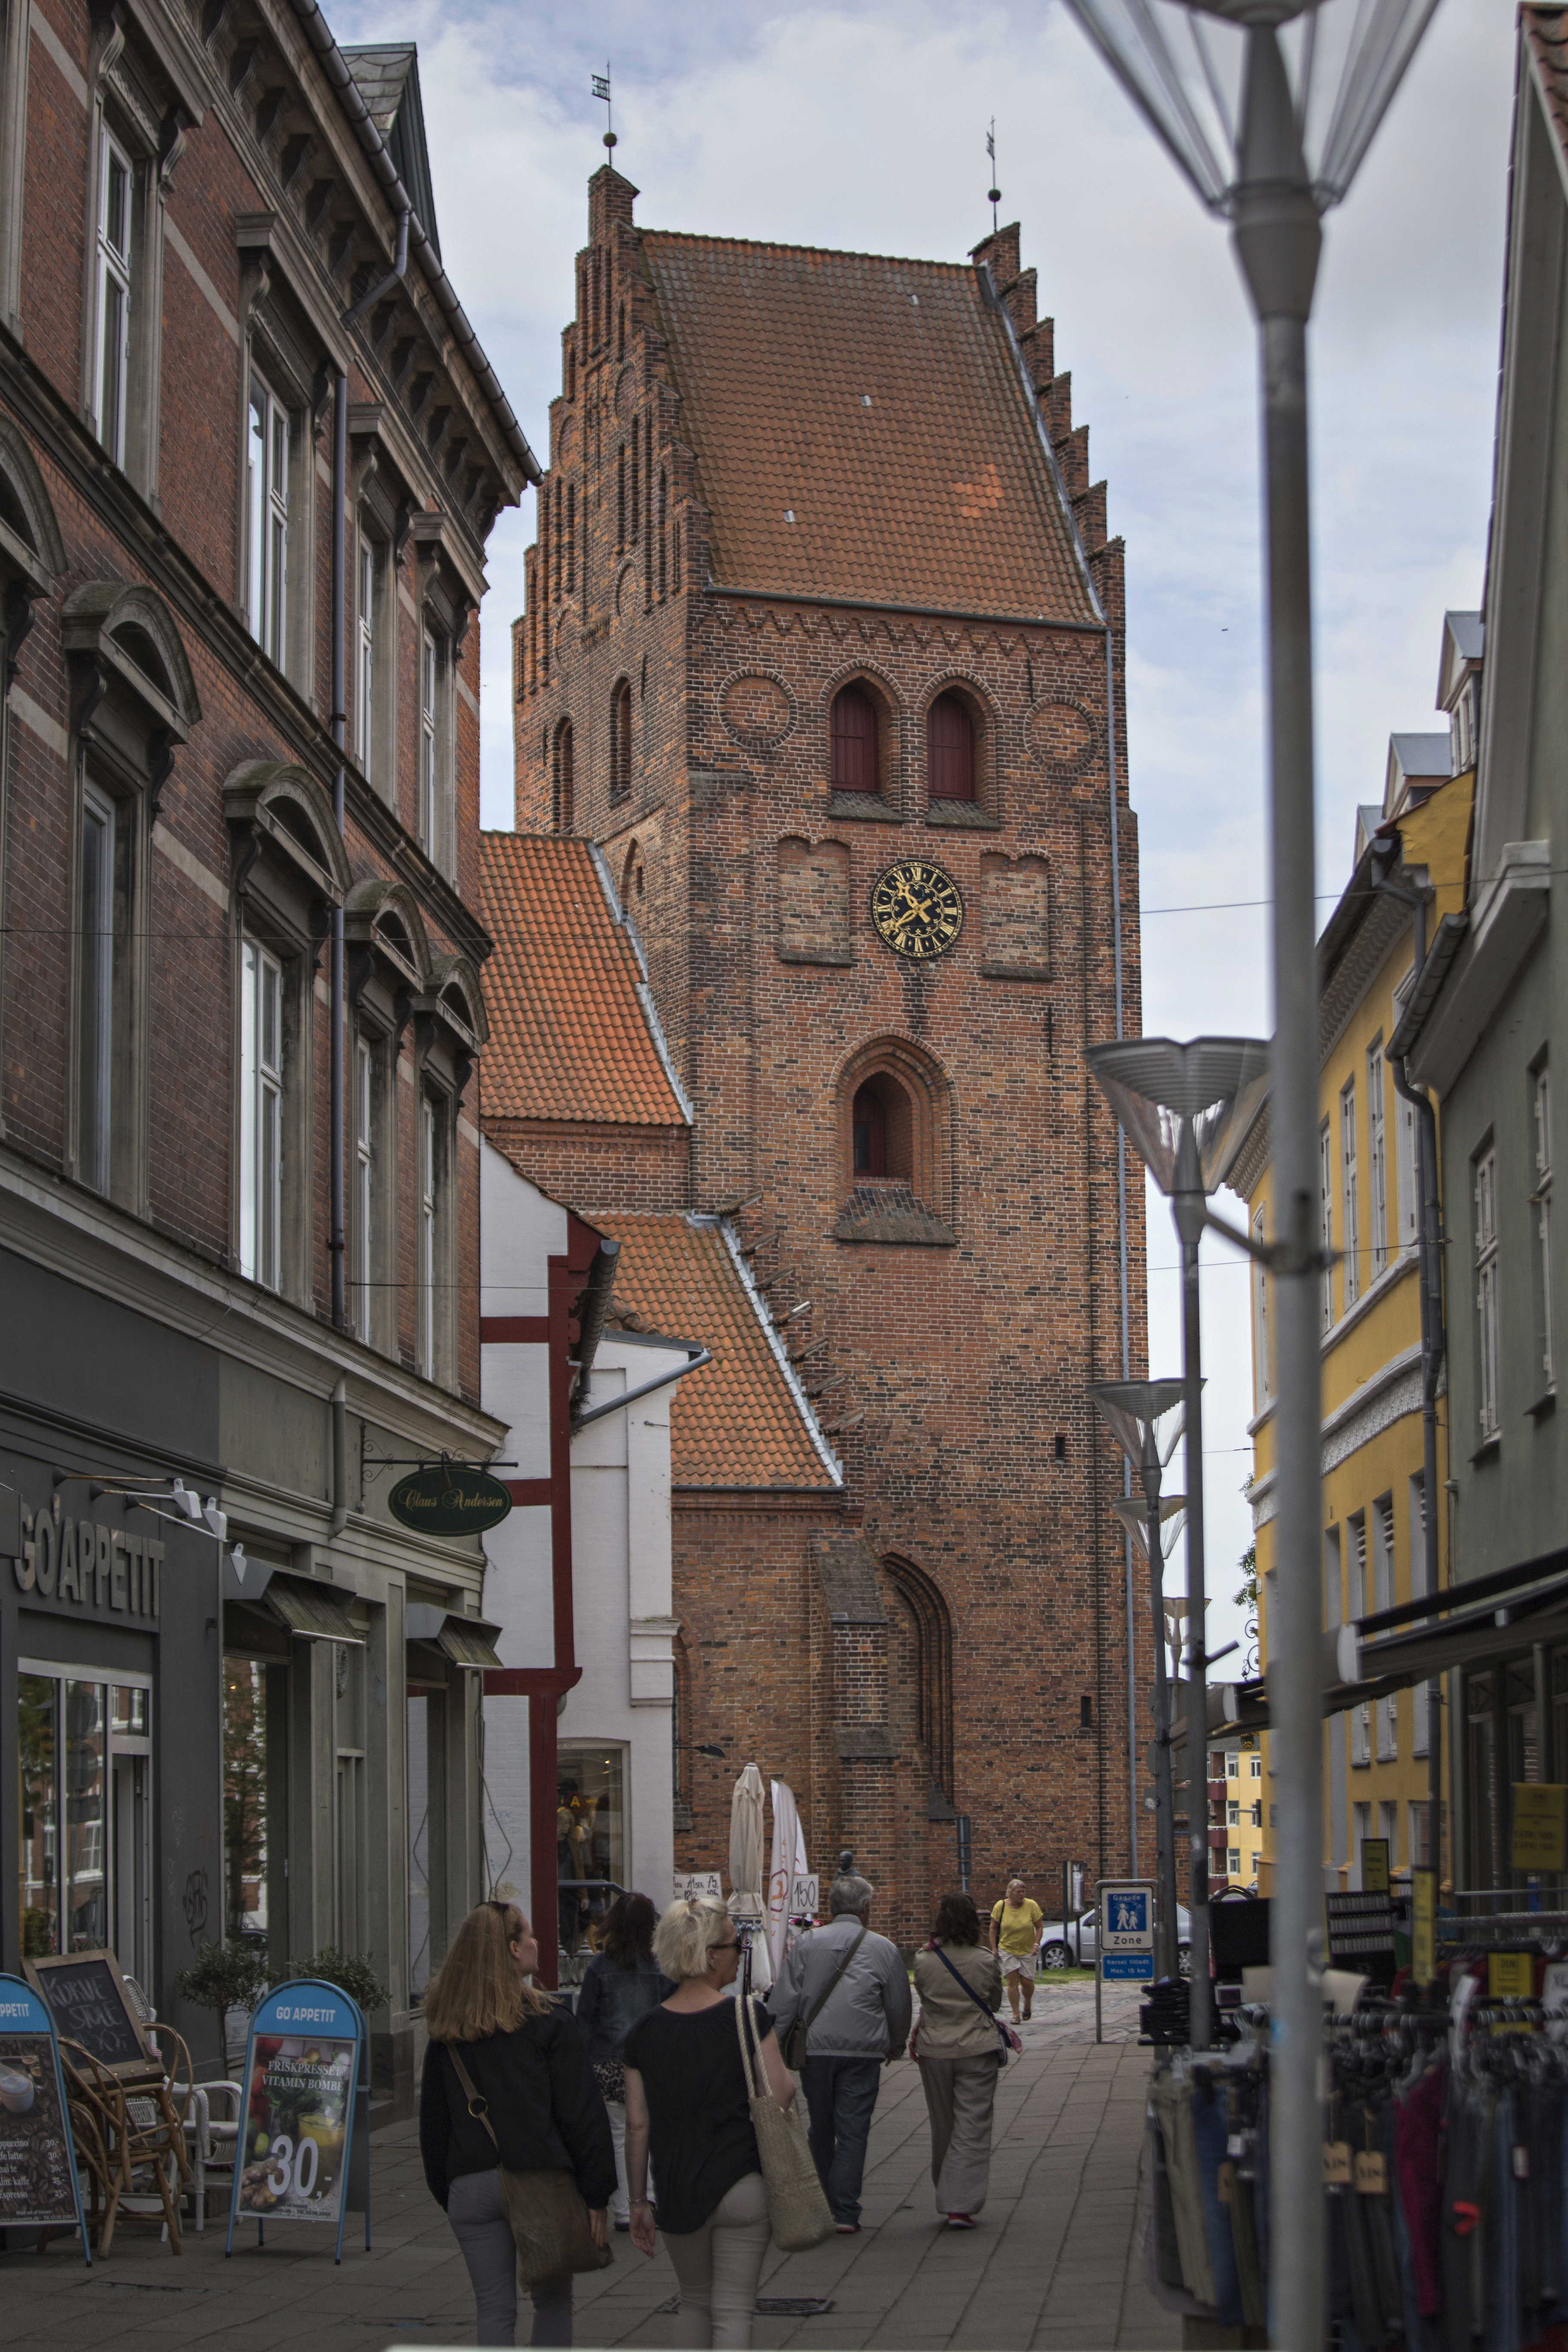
[480,833,687,1126]
[640,231,1095,624]
[589,1212,840,1491]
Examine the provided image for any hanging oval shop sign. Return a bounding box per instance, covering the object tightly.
[387,1464,513,1537]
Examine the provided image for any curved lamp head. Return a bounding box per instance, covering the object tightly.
[1112,1493,1188,1560]
[1092,1377,1188,1473]
[1060,0,1439,217]
[1087,1037,1270,1199]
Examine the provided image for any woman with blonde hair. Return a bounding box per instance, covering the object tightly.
[420,1900,614,2347]
[621,1897,796,2349]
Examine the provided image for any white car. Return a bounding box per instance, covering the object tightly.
[1036,1904,1191,1972]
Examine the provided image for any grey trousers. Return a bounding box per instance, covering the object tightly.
[662,2170,770,2349]
[918,2055,998,2217]
[446,2167,574,2347]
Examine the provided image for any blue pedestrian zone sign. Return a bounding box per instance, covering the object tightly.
[1098,1882,1155,1982]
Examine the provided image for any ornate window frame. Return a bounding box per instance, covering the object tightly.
[61,581,199,1212]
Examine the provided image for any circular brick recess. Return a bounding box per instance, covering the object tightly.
[721,673,794,749]
[1029,696,1098,776]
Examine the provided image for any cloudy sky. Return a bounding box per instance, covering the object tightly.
[331,0,1514,1669]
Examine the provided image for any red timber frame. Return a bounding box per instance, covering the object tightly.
[479,1205,604,1984]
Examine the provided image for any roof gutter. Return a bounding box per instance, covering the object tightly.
[285,0,542,486]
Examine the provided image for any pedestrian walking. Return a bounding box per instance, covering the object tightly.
[912,1893,1005,2229]
[989,1877,1044,2022]
[622,1896,797,2349]
[573,1891,671,2229]
[766,1869,911,2233]
[420,1900,615,2349]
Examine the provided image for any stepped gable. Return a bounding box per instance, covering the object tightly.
[590,1213,840,1492]
[479,833,685,1125]
[638,229,1098,622]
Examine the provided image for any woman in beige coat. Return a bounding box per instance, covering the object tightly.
[911,1893,1006,2228]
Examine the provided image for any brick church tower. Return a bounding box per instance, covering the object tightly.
[508,166,1146,1930]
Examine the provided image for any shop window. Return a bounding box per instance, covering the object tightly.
[927,690,976,801]
[830,683,880,795]
[556,1744,625,1986]
[18,1666,152,1983]
[407,1692,431,2000]
[224,1660,270,1943]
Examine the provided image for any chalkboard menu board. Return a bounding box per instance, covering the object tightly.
[25,1951,154,2076]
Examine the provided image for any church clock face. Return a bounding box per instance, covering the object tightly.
[870,860,965,961]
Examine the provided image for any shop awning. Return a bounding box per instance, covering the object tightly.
[405,1604,505,1669]
[263,1573,364,1645]
[1189,1543,1568,1738]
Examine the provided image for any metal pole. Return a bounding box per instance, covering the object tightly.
[1146,1485,1180,1981]
[1231,28,1326,2344]
[1176,1207,1211,2046]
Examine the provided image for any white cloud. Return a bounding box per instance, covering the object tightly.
[332,0,1513,1666]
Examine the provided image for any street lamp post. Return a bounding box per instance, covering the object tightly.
[1064,5,1436,2326]
[1093,1379,1185,1978]
[1089,1038,1269,2052]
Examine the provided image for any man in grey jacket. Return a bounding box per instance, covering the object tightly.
[766,1872,913,2232]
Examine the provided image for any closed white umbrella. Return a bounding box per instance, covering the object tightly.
[727,1761,772,1994]
[766,1780,810,1978]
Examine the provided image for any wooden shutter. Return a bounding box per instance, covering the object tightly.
[831,686,879,793]
[927,692,975,800]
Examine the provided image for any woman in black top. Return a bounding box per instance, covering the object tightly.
[622,1897,796,2350]
[420,1901,614,2348]
[574,1891,671,2228]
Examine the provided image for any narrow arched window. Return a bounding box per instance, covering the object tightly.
[565,485,576,593]
[552,720,574,833]
[927,691,975,800]
[610,680,633,801]
[616,446,626,551]
[629,439,640,543]
[852,1082,886,1177]
[831,684,879,793]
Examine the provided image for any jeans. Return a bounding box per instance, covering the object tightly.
[662,2170,770,2349]
[801,2054,882,2224]
[446,2167,574,2347]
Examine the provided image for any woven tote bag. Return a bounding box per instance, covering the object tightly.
[735,1994,834,2253]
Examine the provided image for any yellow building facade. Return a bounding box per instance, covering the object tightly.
[1232,724,1473,1894]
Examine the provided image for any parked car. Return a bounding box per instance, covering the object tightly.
[1037,1904,1192,1972]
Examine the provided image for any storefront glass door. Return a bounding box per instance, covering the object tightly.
[18,1664,153,1981]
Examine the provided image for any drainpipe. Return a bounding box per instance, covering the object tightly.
[329,206,410,1334]
[568,1238,620,1418]
[328,1375,349,1540]
[1370,837,1447,1862]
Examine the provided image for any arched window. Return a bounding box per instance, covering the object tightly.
[851,1072,912,1182]
[621,838,646,907]
[885,1556,955,1805]
[552,719,574,833]
[830,684,880,793]
[609,680,633,801]
[927,691,976,801]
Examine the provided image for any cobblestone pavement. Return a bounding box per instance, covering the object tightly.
[0,1982,1175,2350]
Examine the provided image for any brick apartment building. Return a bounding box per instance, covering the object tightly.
[499,166,1146,1939]
[0,0,533,2099]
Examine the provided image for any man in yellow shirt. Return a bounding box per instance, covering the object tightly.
[989,1879,1044,2023]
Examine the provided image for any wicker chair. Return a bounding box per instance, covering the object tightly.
[58,2031,194,2256]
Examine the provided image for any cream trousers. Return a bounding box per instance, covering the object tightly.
[661,2170,770,2350]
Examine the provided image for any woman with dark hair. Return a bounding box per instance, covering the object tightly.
[575,1891,671,2229]
[911,1893,1004,2230]
[420,1900,614,2346]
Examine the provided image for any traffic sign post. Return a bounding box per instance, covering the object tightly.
[1094,1879,1155,2044]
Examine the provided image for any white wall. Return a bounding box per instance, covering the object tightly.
[561,1336,683,1908]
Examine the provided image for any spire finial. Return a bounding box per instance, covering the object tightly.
[593,61,616,151]
[986,118,1000,233]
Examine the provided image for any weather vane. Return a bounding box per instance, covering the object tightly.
[986,118,1000,232]
[593,62,616,152]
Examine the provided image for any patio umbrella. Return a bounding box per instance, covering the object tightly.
[727,1761,772,1994]
[766,1779,811,1978]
